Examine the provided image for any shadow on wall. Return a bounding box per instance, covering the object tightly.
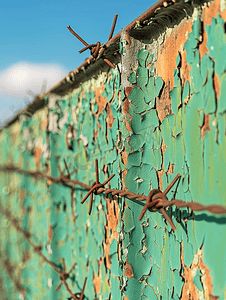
[191,213,226,225]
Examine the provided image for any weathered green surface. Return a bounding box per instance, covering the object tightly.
[0,1,226,299]
[120,5,226,299]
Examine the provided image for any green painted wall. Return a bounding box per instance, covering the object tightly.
[0,0,226,299]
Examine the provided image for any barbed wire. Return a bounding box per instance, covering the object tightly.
[1,159,226,232]
[0,201,91,300]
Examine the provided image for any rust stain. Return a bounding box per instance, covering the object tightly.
[47,163,52,185]
[180,49,191,86]
[94,84,107,117]
[213,72,220,100]
[103,164,108,174]
[93,273,101,294]
[123,98,132,133]
[122,149,129,191]
[121,88,132,193]
[122,149,129,166]
[156,19,193,90]
[156,83,172,123]
[125,87,133,97]
[47,223,53,244]
[201,114,211,139]
[124,260,134,278]
[221,8,226,20]
[199,23,209,59]
[167,162,175,175]
[157,140,167,191]
[180,242,219,300]
[203,0,221,26]
[106,102,114,143]
[41,115,48,130]
[93,259,102,294]
[34,138,42,169]
[200,0,226,59]
[157,170,164,191]
[106,103,114,130]
[110,91,116,104]
[93,129,98,140]
[104,199,120,270]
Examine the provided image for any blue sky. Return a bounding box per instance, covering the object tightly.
[0,0,155,126]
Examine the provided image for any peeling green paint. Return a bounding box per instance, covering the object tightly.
[0,1,226,299]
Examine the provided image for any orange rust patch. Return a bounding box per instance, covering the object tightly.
[147,61,152,68]
[122,167,128,191]
[125,86,133,97]
[34,142,42,169]
[201,114,211,139]
[221,8,226,20]
[47,163,52,185]
[106,102,114,143]
[103,164,108,174]
[124,296,129,300]
[213,72,220,100]
[156,19,193,91]
[93,259,102,294]
[106,103,114,129]
[180,49,191,86]
[122,149,129,166]
[200,0,226,59]
[47,223,53,244]
[180,242,219,300]
[203,0,221,26]
[156,83,172,123]
[161,141,167,168]
[199,23,209,59]
[93,129,98,140]
[167,162,175,175]
[94,84,107,117]
[123,98,132,133]
[156,140,167,190]
[124,260,134,278]
[124,30,131,49]
[121,148,129,191]
[104,200,120,270]
[157,170,164,191]
[93,273,101,294]
[20,188,25,202]
[41,115,48,130]
[110,91,116,104]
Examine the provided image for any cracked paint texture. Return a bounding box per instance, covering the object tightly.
[120,0,226,299]
[0,69,122,300]
[0,0,226,299]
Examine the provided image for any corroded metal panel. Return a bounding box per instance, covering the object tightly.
[0,0,226,299]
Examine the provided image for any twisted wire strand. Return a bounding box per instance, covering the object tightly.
[153,198,226,214]
[0,164,91,190]
[0,201,84,300]
[1,164,226,215]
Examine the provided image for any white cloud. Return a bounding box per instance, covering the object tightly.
[0,62,68,127]
[0,62,68,98]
